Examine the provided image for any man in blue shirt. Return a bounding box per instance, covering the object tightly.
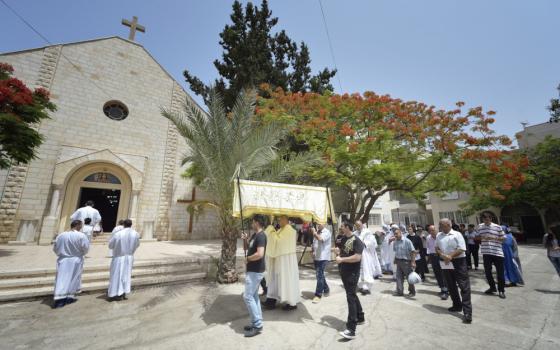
[393,228,417,297]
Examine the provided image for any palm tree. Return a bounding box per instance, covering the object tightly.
[163,89,318,283]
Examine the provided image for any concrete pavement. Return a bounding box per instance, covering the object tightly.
[0,245,558,350]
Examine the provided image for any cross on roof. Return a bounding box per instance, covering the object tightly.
[121,16,145,41]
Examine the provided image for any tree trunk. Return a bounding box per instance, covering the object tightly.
[360,193,382,224]
[217,228,239,283]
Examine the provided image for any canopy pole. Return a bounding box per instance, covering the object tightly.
[237,176,247,258]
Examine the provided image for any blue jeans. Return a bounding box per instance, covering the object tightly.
[314,260,330,297]
[549,256,560,277]
[244,272,264,328]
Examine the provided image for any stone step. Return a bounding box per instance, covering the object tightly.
[0,258,206,279]
[0,272,207,302]
[0,264,203,290]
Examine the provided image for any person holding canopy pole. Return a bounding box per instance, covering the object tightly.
[233,179,337,313]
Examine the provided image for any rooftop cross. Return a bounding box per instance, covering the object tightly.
[121,16,145,41]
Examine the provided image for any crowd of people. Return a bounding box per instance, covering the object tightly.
[241,212,560,340]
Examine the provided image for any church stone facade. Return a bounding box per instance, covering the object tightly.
[0,37,219,244]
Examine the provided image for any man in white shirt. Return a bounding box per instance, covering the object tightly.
[70,200,101,227]
[52,220,90,308]
[312,223,332,303]
[436,218,472,324]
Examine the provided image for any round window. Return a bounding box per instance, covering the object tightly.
[103,100,129,121]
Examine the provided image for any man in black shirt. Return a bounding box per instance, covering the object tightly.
[242,214,267,337]
[407,225,426,282]
[335,222,365,340]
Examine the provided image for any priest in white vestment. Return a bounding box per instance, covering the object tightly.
[264,216,300,310]
[355,220,382,295]
[52,220,90,308]
[70,200,102,226]
[107,219,140,300]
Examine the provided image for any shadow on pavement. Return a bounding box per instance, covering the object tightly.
[534,288,560,294]
[422,304,463,319]
[0,248,14,258]
[201,292,314,335]
[319,314,346,330]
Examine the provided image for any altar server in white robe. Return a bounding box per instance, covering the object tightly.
[70,200,101,226]
[355,220,382,295]
[108,219,125,258]
[107,219,140,300]
[81,218,94,242]
[264,215,300,310]
[52,220,90,308]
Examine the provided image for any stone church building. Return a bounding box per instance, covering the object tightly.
[0,36,219,244]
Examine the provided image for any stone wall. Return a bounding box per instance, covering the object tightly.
[0,46,61,243]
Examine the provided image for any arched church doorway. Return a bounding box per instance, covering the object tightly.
[59,163,132,233]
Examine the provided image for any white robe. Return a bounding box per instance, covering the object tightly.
[70,206,101,226]
[267,225,300,306]
[358,229,382,290]
[81,224,94,242]
[108,225,124,257]
[53,230,89,300]
[381,232,396,272]
[107,228,140,297]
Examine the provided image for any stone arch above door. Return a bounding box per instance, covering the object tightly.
[53,149,144,191]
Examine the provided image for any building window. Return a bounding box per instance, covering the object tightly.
[439,211,455,222]
[454,210,469,224]
[103,100,129,121]
[368,214,382,226]
[84,172,121,184]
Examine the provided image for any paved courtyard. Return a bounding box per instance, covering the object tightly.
[0,245,558,350]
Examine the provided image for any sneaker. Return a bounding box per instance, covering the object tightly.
[339,329,356,340]
[463,314,473,324]
[244,325,263,331]
[484,288,497,295]
[244,326,262,337]
[312,296,321,304]
[440,293,449,301]
[357,318,365,325]
[498,292,506,299]
[448,306,462,312]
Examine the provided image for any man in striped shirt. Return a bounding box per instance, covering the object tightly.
[478,214,506,299]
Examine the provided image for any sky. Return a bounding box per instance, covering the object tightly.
[1,0,559,139]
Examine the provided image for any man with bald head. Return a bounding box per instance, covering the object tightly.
[436,218,472,324]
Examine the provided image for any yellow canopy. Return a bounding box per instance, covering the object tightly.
[232,179,336,224]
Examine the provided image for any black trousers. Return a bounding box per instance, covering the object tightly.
[483,254,505,292]
[442,257,472,316]
[429,253,447,291]
[340,269,363,332]
[466,244,479,268]
[415,257,427,279]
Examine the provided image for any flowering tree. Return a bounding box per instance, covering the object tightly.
[258,87,527,222]
[0,63,56,169]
